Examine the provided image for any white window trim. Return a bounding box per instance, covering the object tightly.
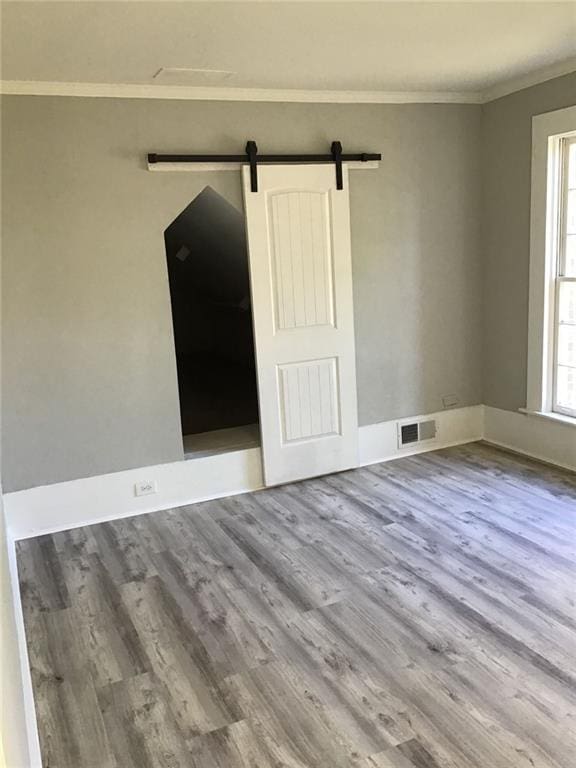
[526,105,576,422]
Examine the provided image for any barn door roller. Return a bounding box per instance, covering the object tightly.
[147,141,381,192]
[331,141,343,191]
[246,140,259,192]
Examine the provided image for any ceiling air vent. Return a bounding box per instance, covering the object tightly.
[153,68,235,85]
[398,419,437,448]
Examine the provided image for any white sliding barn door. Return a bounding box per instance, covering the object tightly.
[243,163,358,486]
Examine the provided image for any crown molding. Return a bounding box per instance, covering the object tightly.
[0,80,484,104]
[2,56,574,105]
[482,57,576,103]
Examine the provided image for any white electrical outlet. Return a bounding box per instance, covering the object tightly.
[134,480,157,497]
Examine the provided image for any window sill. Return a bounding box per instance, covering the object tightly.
[519,408,576,428]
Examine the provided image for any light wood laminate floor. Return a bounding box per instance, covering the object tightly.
[17,442,576,768]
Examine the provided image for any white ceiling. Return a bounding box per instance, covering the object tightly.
[1,1,576,100]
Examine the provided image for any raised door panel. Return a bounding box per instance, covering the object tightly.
[278,357,340,443]
[269,191,334,331]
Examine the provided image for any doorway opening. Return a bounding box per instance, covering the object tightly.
[164,187,260,458]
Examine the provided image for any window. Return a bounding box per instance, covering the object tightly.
[527,106,576,423]
[553,137,576,417]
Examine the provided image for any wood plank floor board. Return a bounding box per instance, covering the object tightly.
[222,662,370,768]
[129,512,185,554]
[188,714,337,768]
[170,510,269,592]
[97,673,192,768]
[457,442,576,491]
[364,549,576,695]
[17,536,70,615]
[399,453,576,551]
[364,461,576,566]
[150,548,279,677]
[293,589,574,767]
[431,656,576,767]
[361,747,419,768]
[215,518,329,612]
[322,472,567,612]
[396,738,452,768]
[51,525,98,559]
[430,446,576,510]
[187,719,288,768]
[354,524,576,677]
[217,493,310,551]
[249,490,332,545]
[17,443,576,767]
[265,609,421,752]
[312,602,557,768]
[350,465,576,598]
[299,614,483,768]
[119,576,242,738]
[25,608,117,768]
[284,478,397,531]
[64,553,150,687]
[89,521,158,585]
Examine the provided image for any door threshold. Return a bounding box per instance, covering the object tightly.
[183,424,260,459]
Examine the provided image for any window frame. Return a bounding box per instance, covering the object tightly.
[526,106,576,423]
[552,136,576,418]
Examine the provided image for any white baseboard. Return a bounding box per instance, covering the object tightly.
[358,405,484,466]
[5,403,572,542]
[5,404,570,542]
[5,447,264,541]
[4,405,484,541]
[484,406,576,472]
[5,535,43,767]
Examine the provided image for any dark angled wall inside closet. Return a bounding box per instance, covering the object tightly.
[164,187,259,437]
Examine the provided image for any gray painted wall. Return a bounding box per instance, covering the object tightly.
[482,71,576,412]
[1,96,483,492]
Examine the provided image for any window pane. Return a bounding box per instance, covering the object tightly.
[568,190,576,235]
[556,365,576,412]
[558,325,576,366]
[558,281,576,323]
[566,235,576,277]
[569,141,576,190]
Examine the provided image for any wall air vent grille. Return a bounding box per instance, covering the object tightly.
[398,419,438,448]
[400,423,419,445]
[419,420,437,441]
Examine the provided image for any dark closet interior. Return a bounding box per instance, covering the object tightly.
[164,187,259,446]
